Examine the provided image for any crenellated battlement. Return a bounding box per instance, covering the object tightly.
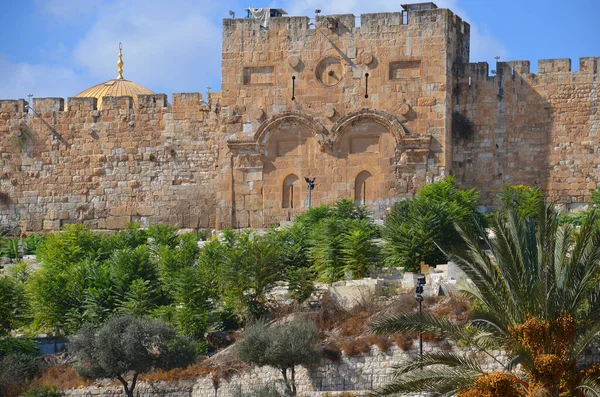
[0,93,217,115]
[222,7,469,36]
[457,57,600,84]
[0,5,598,233]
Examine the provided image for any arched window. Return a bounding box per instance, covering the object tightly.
[355,171,373,205]
[282,174,300,209]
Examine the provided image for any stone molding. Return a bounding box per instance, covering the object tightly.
[330,108,408,147]
[253,111,328,145]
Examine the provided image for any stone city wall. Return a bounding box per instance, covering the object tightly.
[452,57,600,207]
[0,94,219,233]
[0,7,599,232]
[215,9,469,228]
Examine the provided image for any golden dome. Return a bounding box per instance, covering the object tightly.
[74,43,154,110]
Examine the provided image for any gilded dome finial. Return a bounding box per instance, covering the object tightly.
[117,42,124,80]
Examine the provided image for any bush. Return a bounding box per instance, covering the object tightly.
[23,386,62,397]
[232,383,287,397]
[498,184,543,219]
[71,315,196,397]
[236,317,321,395]
[383,177,481,272]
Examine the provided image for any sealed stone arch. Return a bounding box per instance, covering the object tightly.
[282,174,300,209]
[355,170,373,204]
[254,111,327,146]
[330,108,407,148]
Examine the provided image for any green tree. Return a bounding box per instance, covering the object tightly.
[382,176,481,272]
[371,207,600,396]
[0,275,29,334]
[498,184,543,219]
[0,337,40,397]
[72,315,196,397]
[236,317,321,395]
[340,218,380,279]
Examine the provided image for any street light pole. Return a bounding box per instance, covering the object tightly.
[304,177,315,208]
[415,275,426,358]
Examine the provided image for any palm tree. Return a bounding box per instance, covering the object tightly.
[371,207,600,396]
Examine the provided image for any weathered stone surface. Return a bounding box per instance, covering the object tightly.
[0,6,598,232]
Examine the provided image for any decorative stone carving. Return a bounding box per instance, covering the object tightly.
[323,107,336,118]
[317,134,335,152]
[399,103,411,116]
[315,57,344,87]
[361,52,374,66]
[250,108,265,120]
[234,153,264,169]
[288,55,301,69]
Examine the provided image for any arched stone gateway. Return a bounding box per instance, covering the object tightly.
[225,109,434,227]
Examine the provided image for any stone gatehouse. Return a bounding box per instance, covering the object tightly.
[0,3,598,232]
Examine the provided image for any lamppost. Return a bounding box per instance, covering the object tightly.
[415,275,426,357]
[304,177,315,208]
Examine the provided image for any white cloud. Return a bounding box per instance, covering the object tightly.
[0,57,87,100]
[35,0,103,22]
[71,0,223,96]
[3,0,507,100]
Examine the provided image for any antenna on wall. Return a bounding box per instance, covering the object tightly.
[491,55,500,75]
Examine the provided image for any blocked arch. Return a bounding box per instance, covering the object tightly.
[330,108,407,147]
[354,170,373,204]
[282,173,300,209]
[254,111,326,145]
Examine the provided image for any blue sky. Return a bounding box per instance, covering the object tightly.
[0,0,598,101]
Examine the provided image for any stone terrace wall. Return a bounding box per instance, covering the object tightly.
[0,94,219,233]
[452,57,600,207]
[65,343,507,397]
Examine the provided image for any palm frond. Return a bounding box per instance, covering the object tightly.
[372,367,480,396]
[370,311,469,341]
[391,351,485,376]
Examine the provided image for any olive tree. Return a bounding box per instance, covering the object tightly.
[236,317,321,395]
[71,315,196,397]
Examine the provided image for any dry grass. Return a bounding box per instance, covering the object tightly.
[390,333,416,351]
[140,361,246,383]
[30,365,95,390]
[366,335,392,352]
[430,296,471,323]
[339,337,372,357]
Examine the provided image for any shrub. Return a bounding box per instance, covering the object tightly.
[498,184,543,219]
[236,317,321,395]
[30,365,93,390]
[71,315,196,397]
[390,333,414,351]
[23,386,62,397]
[339,337,371,357]
[232,383,287,397]
[383,176,481,272]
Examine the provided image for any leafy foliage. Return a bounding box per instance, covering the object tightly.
[71,315,196,397]
[236,317,321,395]
[372,207,600,396]
[23,386,63,397]
[498,184,543,219]
[382,176,481,271]
[0,336,40,397]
